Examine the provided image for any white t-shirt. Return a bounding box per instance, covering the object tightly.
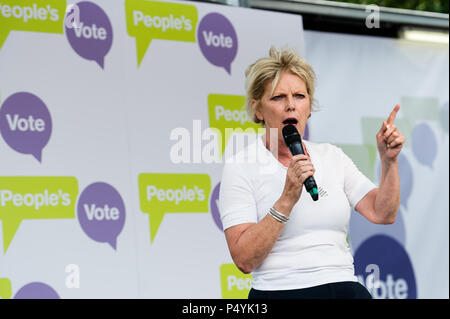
[219,136,377,291]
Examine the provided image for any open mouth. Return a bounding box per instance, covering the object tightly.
[282,118,298,126]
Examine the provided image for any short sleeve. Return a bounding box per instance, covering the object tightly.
[219,162,258,231]
[335,146,377,208]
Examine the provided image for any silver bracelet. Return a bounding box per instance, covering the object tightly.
[268,210,285,223]
[268,207,289,224]
[271,207,289,223]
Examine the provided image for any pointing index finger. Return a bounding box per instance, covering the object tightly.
[387,104,400,125]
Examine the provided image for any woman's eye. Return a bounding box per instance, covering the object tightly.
[295,94,305,99]
[271,95,282,101]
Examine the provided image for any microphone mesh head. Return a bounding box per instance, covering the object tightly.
[282,124,301,145]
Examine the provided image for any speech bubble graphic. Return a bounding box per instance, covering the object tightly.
[125,0,198,67]
[411,123,437,169]
[361,117,412,149]
[64,1,113,69]
[440,101,449,133]
[210,182,223,231]
[354,235,416,299]
[13,282,60,299]
[198,12,238,74]
[0,278,12,299]
[377,153,413,210]
[0,176,78,253]
[401,96,440,123]
[208,94,263,157]
[349,207,406,253]
[336,144,378,182]
[138,173,211,243]
[220,263,253,299]
[303,122,309,141]
[76,182,126,250]
[0,92,52,162]
[0,0,66,50]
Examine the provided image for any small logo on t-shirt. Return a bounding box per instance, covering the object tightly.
[318,186,328,198]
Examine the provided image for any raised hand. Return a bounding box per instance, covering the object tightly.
[376,104,405,161]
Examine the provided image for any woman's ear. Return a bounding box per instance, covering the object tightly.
[252,99,263,121]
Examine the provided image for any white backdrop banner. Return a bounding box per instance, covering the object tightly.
[304,30,449,299]
[0,0,304,299]
[0,0,448,299]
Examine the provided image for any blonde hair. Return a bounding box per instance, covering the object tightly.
[245,46,317,125]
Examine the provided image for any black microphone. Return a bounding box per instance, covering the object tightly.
[282,124,319,201]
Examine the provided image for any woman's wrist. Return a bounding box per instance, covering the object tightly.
[381,154,399,166]
[274,196,294,216]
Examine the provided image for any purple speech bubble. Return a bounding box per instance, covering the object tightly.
[77,182,125,250]
[197,12,238,74]
[349,207,406,253]
[303,123,309,141]
[0,92,52,162]
[210,182,223,231]
[411,123,437,169]
[13,282,60,299]
[377,153,413,210]
[354,235,416,299]
[65,1,113,69]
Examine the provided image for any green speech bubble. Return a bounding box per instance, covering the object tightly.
[0,278,12,299]
[0,176,78,253]
[138,173,210,243]
[220,263,253,299]
[0,0,66,50]
[361,117,412,149]
[336,144,378,183]
[401,96,440,123]
[125,0,198,67]
[208,94,263,157]
[360,97,442,151]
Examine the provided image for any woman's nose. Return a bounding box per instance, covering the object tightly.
[286,95,295,111]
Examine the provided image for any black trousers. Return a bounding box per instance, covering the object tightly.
[248,281,372,299]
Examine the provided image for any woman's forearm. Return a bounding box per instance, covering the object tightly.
[374,158,400,224]
[229,198,293,274]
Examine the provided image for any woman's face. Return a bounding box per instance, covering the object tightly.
[254,71,311,143]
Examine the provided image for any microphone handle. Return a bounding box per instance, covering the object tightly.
[305,176,318,198]
[288,141,319,201]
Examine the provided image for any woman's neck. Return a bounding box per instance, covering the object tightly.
[262,132,309,168]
